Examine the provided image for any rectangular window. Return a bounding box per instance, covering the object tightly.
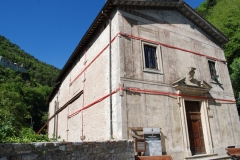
[208,60,218,81]
[144,45,158,70]
[142,42,163,74]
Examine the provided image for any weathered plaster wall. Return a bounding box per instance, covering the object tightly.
[0,141,134,160]
[208,102,240,155]
[118,9,232,91]
[118,8,240,159]
[48,9,122,141]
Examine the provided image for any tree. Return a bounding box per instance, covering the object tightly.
[0,35,60,142]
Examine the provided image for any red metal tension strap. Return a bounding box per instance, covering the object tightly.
[70,31,226,87]
[69,33,119,86]
[119,32,227,63]
[68,88,121,118]
[68,87,235,118]
[128,87,236,103]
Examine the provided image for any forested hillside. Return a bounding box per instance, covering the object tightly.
[0,35,60,142]
[196,0,240,114]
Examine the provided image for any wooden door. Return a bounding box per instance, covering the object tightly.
[185,101,206,155]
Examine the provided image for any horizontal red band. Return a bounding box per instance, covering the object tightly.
[119,32,226,63]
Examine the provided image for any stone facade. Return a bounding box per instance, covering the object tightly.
[47,1,240,159]
[0,140,134,160]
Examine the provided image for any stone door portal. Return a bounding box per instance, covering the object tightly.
[185,101,206,155]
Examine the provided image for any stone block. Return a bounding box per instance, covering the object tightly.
[115,147,124,153]
[8,155,21,160]
[111,153,117,160]
[127,152,134,157]
[83,144,89,148]
[0,144,12,155]
[22,154,38,160]
[93,142,104,148]
[13,144,32,154]
[83,148,90,153]
[44,143,54,147]
[73,150,82,157]
[66,146,73,152]
[96,148,104,154]
[59,145,66,151]
[104,153,111,159]
[44,154,52,160]
[31,143,44,153]
[126,147,131,152]
[47,147,58,152]
[72,142,83,150]
[109,149,115,153]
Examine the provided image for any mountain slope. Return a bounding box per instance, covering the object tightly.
[0,35,60,86]
[0,35,60,141]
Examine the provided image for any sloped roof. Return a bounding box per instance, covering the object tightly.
[112,0,228,44]
[47,0,228,103]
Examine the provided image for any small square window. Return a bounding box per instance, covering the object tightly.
[142,42,163,74]
[208,60,219,81]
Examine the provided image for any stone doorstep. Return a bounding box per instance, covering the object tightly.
[208,155,232,160]
[185,153,218,159]
[136,155,173,160]
[184,154,231,160]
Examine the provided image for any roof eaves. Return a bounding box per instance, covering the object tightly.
[47,0,114,104]
[178,2,228,44]
[59,0,113,78]
[112,0,180,7]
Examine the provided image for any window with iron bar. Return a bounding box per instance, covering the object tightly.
[208,60,219,81]
[142,42,163,74]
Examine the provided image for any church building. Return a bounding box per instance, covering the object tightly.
[47,0,240,159]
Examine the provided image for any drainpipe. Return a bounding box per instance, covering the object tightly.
[102,11,113,139]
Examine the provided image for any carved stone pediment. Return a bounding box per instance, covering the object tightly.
[172,67,212,95]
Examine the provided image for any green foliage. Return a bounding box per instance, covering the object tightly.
[203,0,240,68]
[196,1,208,16]
[0,115,17,140]
[2,128,49,143]
[196,0,218,17]
[230,58,240,97]
[0,35,60,142]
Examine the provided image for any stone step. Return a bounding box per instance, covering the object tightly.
[136,155,173,160]
[197,155,231,160]
[184,154,231,160]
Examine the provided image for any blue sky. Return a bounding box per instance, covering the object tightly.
[0,0,205,69]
